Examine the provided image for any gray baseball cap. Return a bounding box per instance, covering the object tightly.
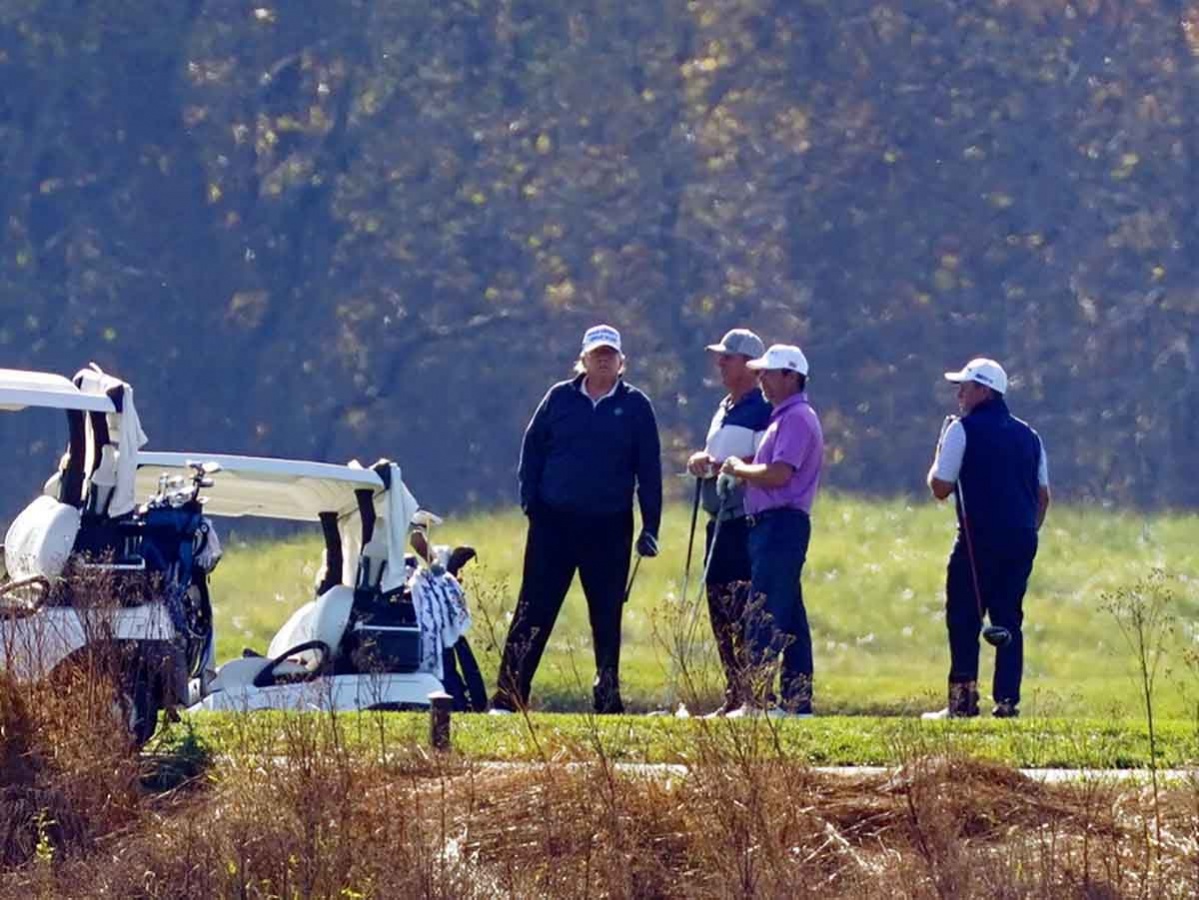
[706,328,765,359]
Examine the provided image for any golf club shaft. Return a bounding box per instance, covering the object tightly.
[957,480,991,630]
[623,553,643,604]
[680,477,702,606]
[678,487,732,653]
[695,491,731,611]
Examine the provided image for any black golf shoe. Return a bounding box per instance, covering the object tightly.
[992,700,1020,719]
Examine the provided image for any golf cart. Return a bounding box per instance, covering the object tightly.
[132,452,484,714]
[0,366,214,745]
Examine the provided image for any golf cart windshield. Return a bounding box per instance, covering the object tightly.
[135,453,420,593]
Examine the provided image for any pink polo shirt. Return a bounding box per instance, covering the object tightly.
[744,392,823,515]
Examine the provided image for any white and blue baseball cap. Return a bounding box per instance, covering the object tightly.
[581,324,622,354]
[747,344,809,375]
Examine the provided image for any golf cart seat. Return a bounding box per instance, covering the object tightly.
[3,495,81,583]
[205,586,354,694]
[266,585,355,668]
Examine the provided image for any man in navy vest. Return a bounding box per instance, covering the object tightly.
[924,358,1050,719]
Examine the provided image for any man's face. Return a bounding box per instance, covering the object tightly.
[956,380,990,414]
[583,345,622,379]
[759,369,798,403]
[715,352,753,391]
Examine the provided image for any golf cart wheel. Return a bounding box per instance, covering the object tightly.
[118,667,160,748]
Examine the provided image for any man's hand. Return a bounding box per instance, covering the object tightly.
[686,451,716,477]
[635,530,659,558]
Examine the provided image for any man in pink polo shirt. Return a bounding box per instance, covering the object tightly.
[720,344,823,717]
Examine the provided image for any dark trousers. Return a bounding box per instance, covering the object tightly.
[745,509,812,709]
[494,506,633,713]
[704,516,752,705]
[945,530,1037,705]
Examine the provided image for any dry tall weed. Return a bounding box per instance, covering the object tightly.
[4,706,1199,898]
[4,572,1199,896]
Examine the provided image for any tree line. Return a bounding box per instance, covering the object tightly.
[1,0,1195,520]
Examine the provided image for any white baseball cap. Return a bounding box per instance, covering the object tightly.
[944,358,1008,394]
[747,344,809,375]
[581,324,622,354]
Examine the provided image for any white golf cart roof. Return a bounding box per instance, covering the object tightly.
[136,452,385,521]
[0,365,146,518]
[136,452,420,594]
[0,368,116,413]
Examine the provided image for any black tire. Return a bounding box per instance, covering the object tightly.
[119,666,159,748]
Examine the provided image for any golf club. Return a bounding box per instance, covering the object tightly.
[678,475,733,653]
[679,476,702,609]
[693,475,735,611]
[956,477,1012,649]
[623,553,643,604]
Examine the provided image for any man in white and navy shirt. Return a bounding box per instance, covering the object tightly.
[924,357,1050,720]
[686,328,772,716]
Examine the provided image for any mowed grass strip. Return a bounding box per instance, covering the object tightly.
[180,711,1199,770]
[206,491,1199,717]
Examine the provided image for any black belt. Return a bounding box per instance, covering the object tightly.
[745,508,808,528]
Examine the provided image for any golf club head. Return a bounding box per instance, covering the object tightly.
[446,545,477,577]
[983,625,1012,648]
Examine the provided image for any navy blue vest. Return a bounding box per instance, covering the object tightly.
[956,397,1041,544]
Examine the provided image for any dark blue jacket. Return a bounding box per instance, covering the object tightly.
[519,375,662,535]
[957,396,1042,545]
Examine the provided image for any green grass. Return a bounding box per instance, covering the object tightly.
[177,711,1199,770]
[207,491,1199,718]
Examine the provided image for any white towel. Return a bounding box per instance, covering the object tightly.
[410,570,471,677]
[379,462,419,594]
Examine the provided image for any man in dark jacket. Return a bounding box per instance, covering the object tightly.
[492,324,662,714]
[923,358,1050,719]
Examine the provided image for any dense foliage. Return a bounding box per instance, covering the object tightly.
[2,0,1196,516]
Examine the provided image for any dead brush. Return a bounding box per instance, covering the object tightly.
[42,708,488,899]
[0,672,89,870]
[4,567,1198,896]
[0,567,149,872]
[6,714,1199,898]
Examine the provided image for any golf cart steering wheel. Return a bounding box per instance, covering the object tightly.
[252,639,333,688]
